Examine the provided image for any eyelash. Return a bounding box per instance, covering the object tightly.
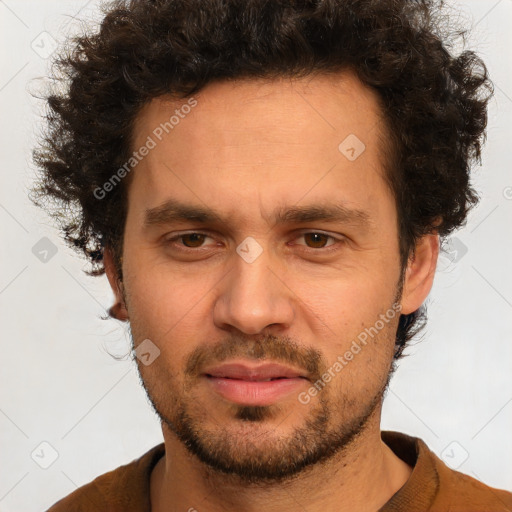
[163,231,346,254]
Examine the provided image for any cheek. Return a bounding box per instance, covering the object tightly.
[289,270,395,328]
[123,263,211,345]
[289,274,400,374]
[320,317,398,400]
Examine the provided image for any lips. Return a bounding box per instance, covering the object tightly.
[202,362,309,382]
[202,362,309,405]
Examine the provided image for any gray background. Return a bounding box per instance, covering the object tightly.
[0,0,511,510]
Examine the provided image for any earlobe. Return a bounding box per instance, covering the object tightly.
[103,246,129,321]
[399,233,440,315]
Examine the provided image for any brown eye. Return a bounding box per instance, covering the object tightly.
[303,233,331,248]
[180,233,206,247]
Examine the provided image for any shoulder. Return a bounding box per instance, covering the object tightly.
[381,431,512,512]
[432,453,512,511]
[45,443,165,512]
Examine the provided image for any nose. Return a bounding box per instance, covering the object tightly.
[213,245,295,335]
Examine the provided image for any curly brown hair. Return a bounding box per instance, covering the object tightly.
[30,0,492,359]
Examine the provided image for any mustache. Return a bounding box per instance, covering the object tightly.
[184,333,325,382]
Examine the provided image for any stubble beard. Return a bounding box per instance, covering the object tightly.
[135,348,395,486]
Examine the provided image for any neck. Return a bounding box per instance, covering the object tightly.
[150,415,412,512]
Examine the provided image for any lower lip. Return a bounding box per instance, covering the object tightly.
[204,376,307,406]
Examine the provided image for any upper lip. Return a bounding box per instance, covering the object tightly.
[203,362,309,381]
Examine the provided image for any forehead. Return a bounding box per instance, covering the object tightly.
[127,70,394,230]
[134,71,385,146]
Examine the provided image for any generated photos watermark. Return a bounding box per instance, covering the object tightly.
[94,97,198,200]
[298,302,402,404]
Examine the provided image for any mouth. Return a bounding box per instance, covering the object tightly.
[201,362,309,406]
[202,362,309,381]
[205,375,305,382]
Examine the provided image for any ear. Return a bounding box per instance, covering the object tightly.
[400,232,440,315]
[103,246,129,321]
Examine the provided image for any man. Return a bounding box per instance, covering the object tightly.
[31,0,511,510]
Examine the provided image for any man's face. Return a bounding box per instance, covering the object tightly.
[113,72,411,482]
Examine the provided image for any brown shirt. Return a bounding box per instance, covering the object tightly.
[46,431,512,511]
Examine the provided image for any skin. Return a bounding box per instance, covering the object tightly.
[103,70,439,512]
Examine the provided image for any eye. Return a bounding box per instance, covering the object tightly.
[292,231,345,252]
[163,230,345,254]
[164,232,216,250]
[299,232,334,248]
[177,233,208,248]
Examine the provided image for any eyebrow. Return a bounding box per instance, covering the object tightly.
[143,198,374,231]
